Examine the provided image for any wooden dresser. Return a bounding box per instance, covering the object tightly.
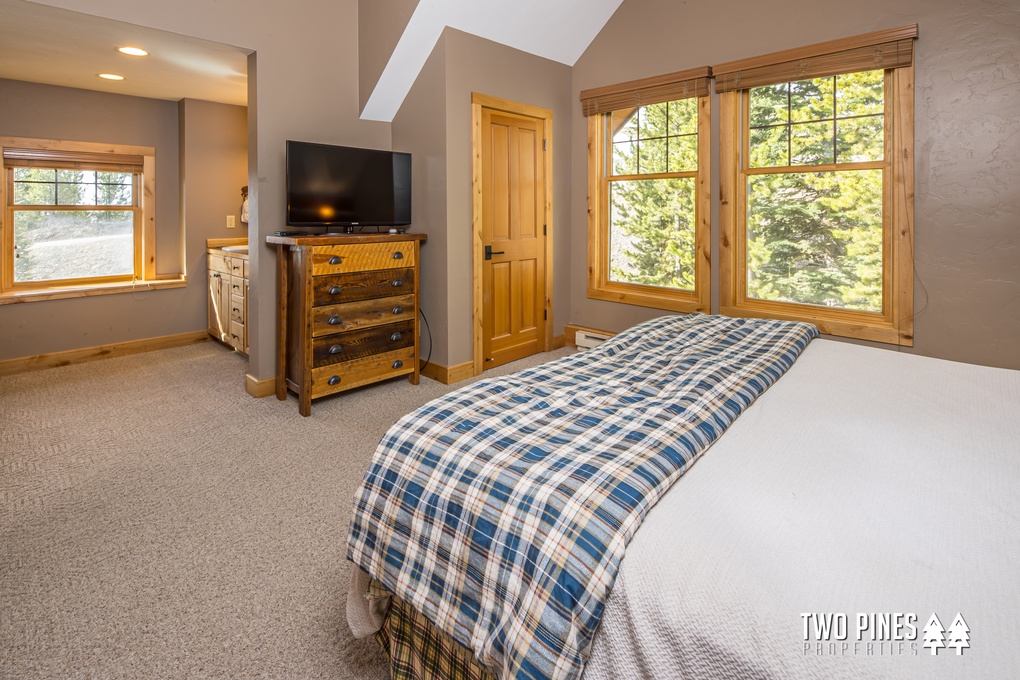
[267,233,427,416]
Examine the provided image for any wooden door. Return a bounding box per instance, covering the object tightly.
[480,108,546,369]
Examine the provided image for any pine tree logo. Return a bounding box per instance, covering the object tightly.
[946,613,970,655]
[922,613,945,655]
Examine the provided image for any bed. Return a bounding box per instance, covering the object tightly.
[346,314,1020,679]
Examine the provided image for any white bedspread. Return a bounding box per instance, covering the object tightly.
[583,339,1020,679]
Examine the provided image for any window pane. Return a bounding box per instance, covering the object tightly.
[58,181,98,205]
[640,102,669,138]
[746,169,883,312]
[639,137,668,174]
[749,125,789,168]
[610,99,698,177]
[789,77,834,123]
[668,99,698,135]
[13,210,134,282]
[668,135,698,172]
[790,121,834,165]
[612,109,639,143]
[836,70,884,118]
[609,177,696,291]
[13,180,56,205]
[613,140,638,175]
[837,115,884,162]
[749,83,788,128]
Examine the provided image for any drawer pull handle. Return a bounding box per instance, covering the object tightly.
[390,332,403,342]
[327,375,341,386]
[328,255,343,265]
[391,279,404,287]
[211,273,221,278]
[232,307,240,313]
[392,251,404,260]
[328,315,343,325]
[328,285,343,296]
[392,360,404,369]
[328,344,344,355]
[392,306,404,315]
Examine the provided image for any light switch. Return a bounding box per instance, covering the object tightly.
[227,215,236,228]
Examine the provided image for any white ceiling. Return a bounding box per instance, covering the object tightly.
[361,0,626,121]
[0,0,249,106]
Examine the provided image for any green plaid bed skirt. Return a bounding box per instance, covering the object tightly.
[370,580,496,680]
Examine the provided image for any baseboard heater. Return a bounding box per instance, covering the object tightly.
[574,330,612,350]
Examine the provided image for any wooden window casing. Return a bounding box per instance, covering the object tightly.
[584,67,712,314]
[717,26,917,346]
[1,137,157,298]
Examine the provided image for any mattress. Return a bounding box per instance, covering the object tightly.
[582,339,1020,679]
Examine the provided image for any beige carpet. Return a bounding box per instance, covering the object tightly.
[0,342,572,678]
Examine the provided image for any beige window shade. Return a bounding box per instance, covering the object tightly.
[3,147,144,172]
[714,24,917,93]
[581,66,712,117]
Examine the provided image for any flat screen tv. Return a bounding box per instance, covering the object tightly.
[286,140,411,228]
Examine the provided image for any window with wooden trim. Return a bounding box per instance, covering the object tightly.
[584,68,711,313]
[1,137,156,296]
[717,26,916,345]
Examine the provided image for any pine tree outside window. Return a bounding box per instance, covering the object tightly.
[717,26,917,345]
[583,68,711,313]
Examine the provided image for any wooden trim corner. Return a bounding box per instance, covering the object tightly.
[245,373,277,398]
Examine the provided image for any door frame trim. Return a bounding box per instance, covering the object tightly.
[470,92,554,377]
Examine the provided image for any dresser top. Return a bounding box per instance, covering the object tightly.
[266,232,427,246]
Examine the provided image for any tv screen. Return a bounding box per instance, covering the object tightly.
[286,141,411,227]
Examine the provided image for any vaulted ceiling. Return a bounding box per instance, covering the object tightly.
[361,0,625,121]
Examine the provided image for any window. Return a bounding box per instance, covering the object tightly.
[1,137,161,300]
[583,68,711,313]
[717,26,917,345]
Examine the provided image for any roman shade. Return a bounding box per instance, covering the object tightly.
[714,24,918,93]
[2,147,144,172]
[580,66,712,117]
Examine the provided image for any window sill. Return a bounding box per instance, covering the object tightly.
[0,276,187,305]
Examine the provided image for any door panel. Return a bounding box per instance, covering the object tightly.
[481,109,546,369]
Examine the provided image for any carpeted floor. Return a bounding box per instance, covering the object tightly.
[0,341,572,679]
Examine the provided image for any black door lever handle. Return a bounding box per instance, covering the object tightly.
[485,245,506,260]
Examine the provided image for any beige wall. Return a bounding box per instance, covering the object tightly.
[571,0,1020,370]
[0,79,185,360]
[359,0,420,114]
[180,97,249,309]
[392,33,449,366]
[391,29,573,368]
[34,0,391,381]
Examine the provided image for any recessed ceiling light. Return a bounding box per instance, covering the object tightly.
[98,73,125,81]
[118,46,149,57]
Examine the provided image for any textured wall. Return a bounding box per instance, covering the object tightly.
[571,0,1020,369]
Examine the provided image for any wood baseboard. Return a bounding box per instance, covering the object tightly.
[563,323,615,348]
[0,331,210,377]
[420,359,475,385]
[245,373,277,398]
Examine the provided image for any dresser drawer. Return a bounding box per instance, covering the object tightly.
[312,267,414,306]
[228,320,245,349]
[311,320,415,368]
[228,276,246,297]
[311,347,416,398]
[312,241,415,276]
[225,256,245,277]
[311,294,415,337]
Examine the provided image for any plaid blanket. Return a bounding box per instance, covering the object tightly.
[347,314,817,679]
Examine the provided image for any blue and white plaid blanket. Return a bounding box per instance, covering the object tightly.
[347,314,817,679]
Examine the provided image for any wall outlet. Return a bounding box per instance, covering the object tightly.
[227,215,236,228]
